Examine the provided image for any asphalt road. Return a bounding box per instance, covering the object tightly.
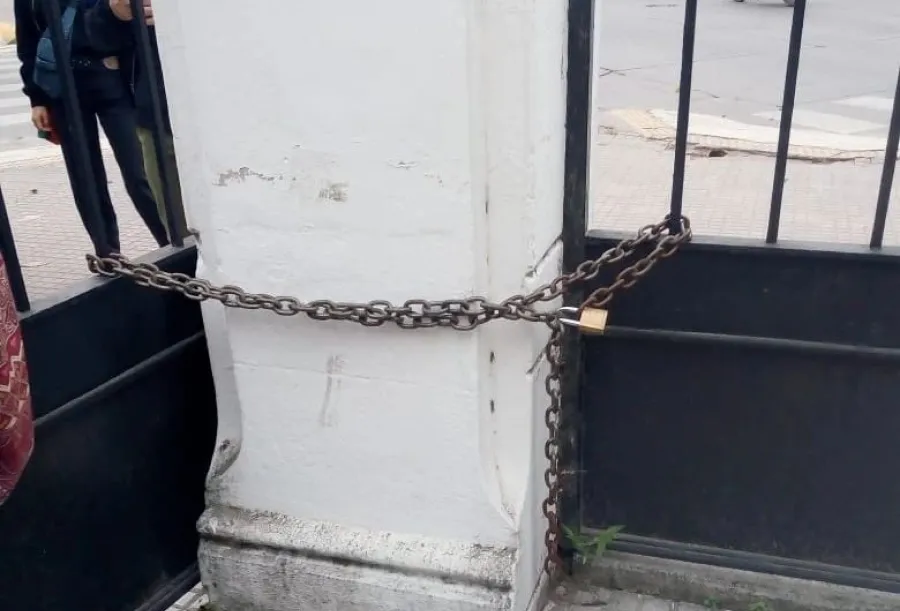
[596,0,900,136]
[2,0,898,147]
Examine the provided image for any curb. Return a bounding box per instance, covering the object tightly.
[0,22,14,46]
[610,108,889,162]
[0,139,113,170]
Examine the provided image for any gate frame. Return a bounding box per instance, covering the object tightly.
[558,0,900,590]
[0,1,216,609]
[558,0,594,572]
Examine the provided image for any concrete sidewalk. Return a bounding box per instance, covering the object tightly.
[591,114,900,247]
[1,152,157,303]
[547,587,717,611]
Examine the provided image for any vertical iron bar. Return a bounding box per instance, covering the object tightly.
[0,187,30,313]
[130,0,183,247]
[43,0,107,254]
[668,0,698,232]
[869,66,900,249]
[559,0,595,572]
[766,0,807,244]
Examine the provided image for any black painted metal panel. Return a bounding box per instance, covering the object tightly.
[579,235,900,575]
[0,247,217,611]
[582,334,900,572]
[584,234,900,347]
[6,5,206,608]
[21,247,203,420]
[0,334,216,611]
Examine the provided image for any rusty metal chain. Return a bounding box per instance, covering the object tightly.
[541,322,565,574]
[85,213,691,576]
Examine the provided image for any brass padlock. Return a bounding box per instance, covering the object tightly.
[577,307,608,334]
[559,307,608,335]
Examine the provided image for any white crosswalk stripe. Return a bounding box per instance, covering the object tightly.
[0,113,31,128]
[0,44,114,162]
[619,92,900,158]
[737,95,896,139]
[753,109,884,135]
[0,96,29,110]
[0,45,39,155]
[835,96,897,113]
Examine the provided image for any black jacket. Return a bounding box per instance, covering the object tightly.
[83,0,171,133]
[14,0,123,108]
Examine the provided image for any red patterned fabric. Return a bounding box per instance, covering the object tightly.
[0,255,32,506]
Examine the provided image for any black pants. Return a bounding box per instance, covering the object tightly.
[52,71,169,257]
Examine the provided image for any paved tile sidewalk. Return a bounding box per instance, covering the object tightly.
[1,152,158,303]
[547,585,731,611]
[591,118,900,246]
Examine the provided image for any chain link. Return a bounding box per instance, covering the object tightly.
[86,213,691,576]
[541,322,565,573]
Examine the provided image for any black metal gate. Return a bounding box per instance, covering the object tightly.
[563,0,900,592]
[0,1,217,609]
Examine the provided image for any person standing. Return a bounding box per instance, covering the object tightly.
[14,0,169,257]
[84,0,188,242]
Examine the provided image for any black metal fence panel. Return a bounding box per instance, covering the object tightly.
[0,248,217,611]
[0,6,213,609]
[576,236,900,588]
[766,0,808,243]
[871,68,900,248]
[584,338,900,574]
[566,0,900,591]
[23,246,205,417]
[0,0,216,611]
[590,0,898,250]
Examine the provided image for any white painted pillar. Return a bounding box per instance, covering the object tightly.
[153,1,568,609]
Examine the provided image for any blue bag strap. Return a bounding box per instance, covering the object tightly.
[60,0,79,43]
[35,0,79,64]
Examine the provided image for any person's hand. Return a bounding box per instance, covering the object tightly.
[109,0,154,25]
[31,106,51,132]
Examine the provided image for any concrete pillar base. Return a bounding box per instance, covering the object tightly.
[199,504,523,611]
